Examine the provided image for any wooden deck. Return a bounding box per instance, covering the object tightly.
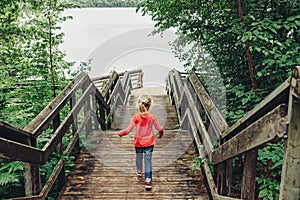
[57,87,209,199]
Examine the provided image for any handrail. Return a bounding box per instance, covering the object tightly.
[166,67,300,200]
[0,69,143,199]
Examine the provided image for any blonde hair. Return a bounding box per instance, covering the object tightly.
[138,95,152,117]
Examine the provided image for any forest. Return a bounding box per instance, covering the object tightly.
[0,0,299,199]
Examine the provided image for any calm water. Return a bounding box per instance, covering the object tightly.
[60,8,184,86]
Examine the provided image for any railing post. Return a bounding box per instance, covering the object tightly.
[22,137,41,196]
[217,159,232,196]
[241,149,258,200]
[53,113,66,188]
[83,80,92,135]
[70,95,80,156]
[279,66,300,200]
[92,91,99,130]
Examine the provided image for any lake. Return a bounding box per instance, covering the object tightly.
[60,8,184,86]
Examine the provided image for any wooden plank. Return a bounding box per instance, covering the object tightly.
[0,121,33,144]
[279,66,300,200]
[221,77,290,139]
[101,71,119,97]
[182,109,219,198]
[42,84,94,161]
[18,112,94,200]
[24,72,88,137]
[188,71,228,135]
[57,144,209,200]
[0,137,43,164]
[211,104,287,165]
[241,149,257,200]
[183,84,214,154]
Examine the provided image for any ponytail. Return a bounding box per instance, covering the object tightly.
[138,95,152,117]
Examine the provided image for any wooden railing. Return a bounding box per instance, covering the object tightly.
[0,69,143,199]
[166,67,300,200]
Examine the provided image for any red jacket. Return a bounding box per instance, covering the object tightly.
[118,113,163,147]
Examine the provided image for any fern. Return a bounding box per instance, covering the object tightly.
[0,161,23,186]
[0,173,20,186]
[0,161,23,173]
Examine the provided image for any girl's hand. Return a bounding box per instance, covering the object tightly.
[118,131,125,137]
[158,130,163,138]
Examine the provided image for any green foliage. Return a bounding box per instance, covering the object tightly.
[256,141,284,200]
[0,1,75,128]
[137,0,299,116]
[0,0,76,198]
[137,0,299,198]
[191,157,214,174]
[63,0,140,7]
[0,161,23,186]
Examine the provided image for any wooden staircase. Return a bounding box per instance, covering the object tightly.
[57,87,209,199]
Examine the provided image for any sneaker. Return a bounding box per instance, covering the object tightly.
[137,171,142,176]
[145,182,152,189]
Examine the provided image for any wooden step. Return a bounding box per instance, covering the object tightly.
[111,87,179,130]
[57,129,209,200]
[57,87,209,199]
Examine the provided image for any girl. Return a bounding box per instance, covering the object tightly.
[118,95,163,189]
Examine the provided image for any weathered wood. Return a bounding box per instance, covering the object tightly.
[0,137,43,164]
[0,121,33,144]
[211,104,287,165]
[58,132,208,200]
[24,72,88,137]
[222,77,290,139]
[217,160,232,196]
[241,149,257,200]
[180,108,219,199]
[57,88,209,199]
[279,67,300,200]
[42,84,94,160]
[1,70,142,199]
[188,71,228,135]
[70,96,80,156]
[214,194,242,200]
[183,85,214,154]
[101,71,119,98]
[14,112,94,200]
[83,79,92,135]
[23,162,41,197]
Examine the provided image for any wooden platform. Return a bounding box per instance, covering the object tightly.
[57,87,209,199]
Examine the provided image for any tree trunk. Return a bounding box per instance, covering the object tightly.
[237,0,257,91]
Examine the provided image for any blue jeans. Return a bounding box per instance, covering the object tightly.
[135,145,154,182]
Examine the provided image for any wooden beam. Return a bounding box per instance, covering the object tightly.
[241,149,258,200]
[211,104,287,165]
[0,121,33,144]
[24,72,88,137]
[182,85,214,154]
[279,66,300,200]
[222,77,290,139]
[181,109,220,198]
[42,84,94,161]
[188,72,228,135]
[101,71,119,97]
[0,138,43,164]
